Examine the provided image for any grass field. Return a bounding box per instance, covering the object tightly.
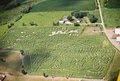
[100,0,120,28]
[0,26,116,78]
[14,10,101,27]
[106,0,120,8]
[0,0,119,80]
[31,0,96,12]
[103,9,120,27]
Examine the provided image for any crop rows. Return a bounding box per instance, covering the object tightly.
[0,27,116,78]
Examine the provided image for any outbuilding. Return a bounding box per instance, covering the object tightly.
[115,28,120,34]
[116,37,120,42]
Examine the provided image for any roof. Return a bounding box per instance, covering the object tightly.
[117,72,120,81]
[65,21,73,24]
[116,37,120,42]
[115,29,120,34]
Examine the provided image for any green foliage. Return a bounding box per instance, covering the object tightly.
[74,22,80,26]
[15,15,23,22]
[67,15,74,21]
[8,23,14,28]
[29,22,37,26]
[88,14,98,23]
[21,6,32,13]
[71,11,87,18]
[22,22,26,26]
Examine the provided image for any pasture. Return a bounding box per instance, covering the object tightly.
[14,10,101,27]
[31,0,96,12]
[106,0,120,8]
[103,9,120,27]
[0,26,116,78]
[100,0,120,28]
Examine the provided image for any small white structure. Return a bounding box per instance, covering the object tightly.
[59,20,64,24]
[115,28,120,34]
[65,21,73,25]
[116,37,120,42]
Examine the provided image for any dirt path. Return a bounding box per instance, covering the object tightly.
[97,0,106,31]
[23,75,104,81]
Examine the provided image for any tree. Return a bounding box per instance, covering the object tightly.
[22,23,26,26]
[74,23,80,26]
[20,50,24,55]
[71,10,79,16]
[21,69,27,75]
[72,11,87,18]
[88,14,98,23]
[67,15,74,21]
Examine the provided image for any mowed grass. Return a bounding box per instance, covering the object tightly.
[0,26,116,78]
[103,9,120,27]
[31,0,96,12]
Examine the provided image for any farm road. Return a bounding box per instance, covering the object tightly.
[24,75,104,81]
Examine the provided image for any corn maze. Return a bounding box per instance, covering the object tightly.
[0,27,116,78]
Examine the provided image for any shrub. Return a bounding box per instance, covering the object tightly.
[0,58,6,62]
[71,11,88,18]
[116,26,120,28]
[53,22,59,26]
[88,14,98,23]
[67,15,74,21]
[43,73,48,77]
[29,22,34,26]
[8,25,12,28]
[34,23,38,26]
[20,50,24,55]
[22,23,26,26]
[21,69,27,75]
[71,10,79,16]
[8,23,14,28]
[74,23,80,26]
[11,23,14,26]
[15,15,22,22]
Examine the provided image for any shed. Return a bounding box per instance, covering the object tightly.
[115,29,120,34]
[116,37,120,42]
[59,20,64,24]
